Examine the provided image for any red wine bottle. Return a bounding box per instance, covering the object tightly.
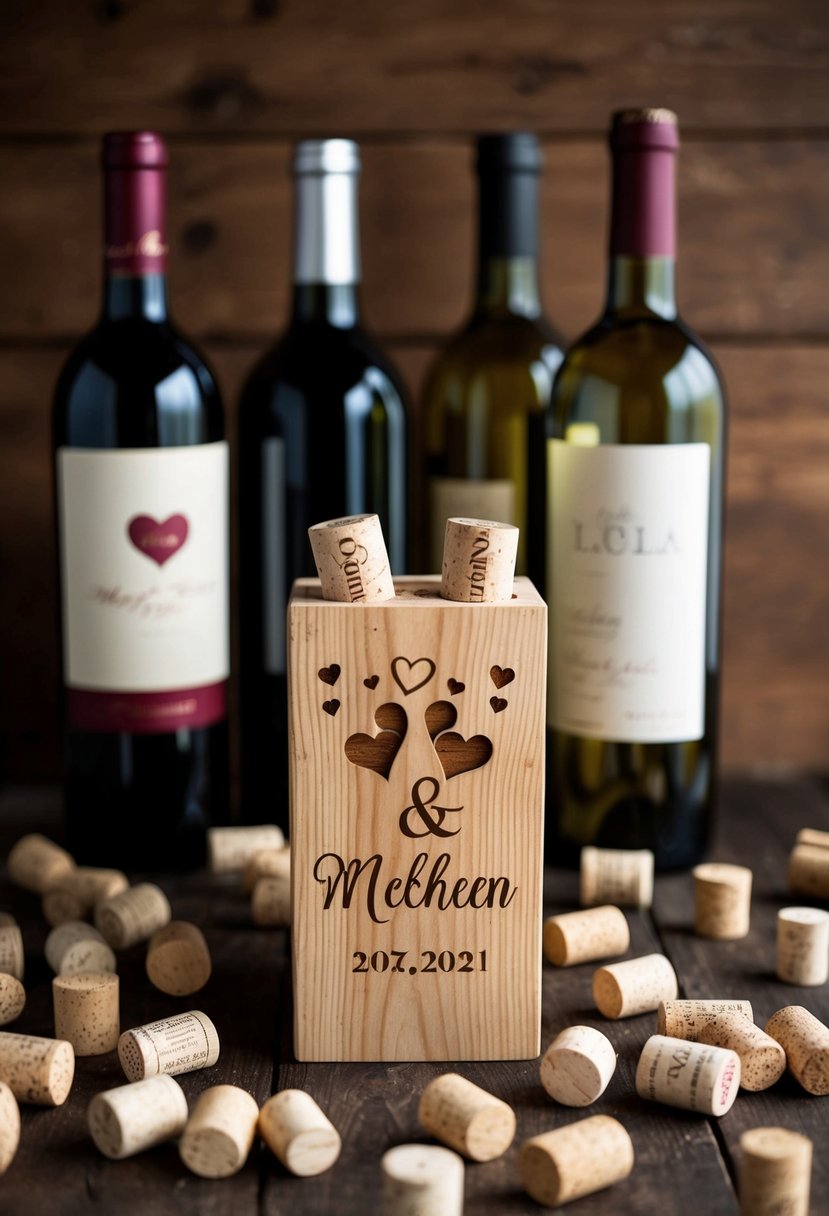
[53,132,230,871]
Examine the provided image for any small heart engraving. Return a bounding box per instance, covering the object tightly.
[323,700,340,716]
[345,704,407,780]
[364,675,379,690]
[490,697,507,714]
[319,665,341,686]
[447,679,465,696]
[391,656,436,696]
[490,666,515,689]
[128,514,188,567]
[435,732,493,779]
[425,701,457,742]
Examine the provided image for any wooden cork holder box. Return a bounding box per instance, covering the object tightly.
[288,575,546,1061]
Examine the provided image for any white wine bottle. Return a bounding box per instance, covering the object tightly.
[546,109,726,870]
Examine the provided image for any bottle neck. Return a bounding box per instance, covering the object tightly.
[292,167,361,328]
[606,256,676,319]
[102,161,169,322]
[606,141,677,319]
[476,169,541,318]
[103,273,168,322]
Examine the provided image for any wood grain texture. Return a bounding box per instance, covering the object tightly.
[0,0,826,135]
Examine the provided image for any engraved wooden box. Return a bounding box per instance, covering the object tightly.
[288,575,546,1062]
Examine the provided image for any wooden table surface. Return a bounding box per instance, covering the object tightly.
[0,776,827,1215]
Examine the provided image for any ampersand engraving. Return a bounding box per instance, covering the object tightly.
[399,777,463,839]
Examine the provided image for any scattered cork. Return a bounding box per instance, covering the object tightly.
[697,1014,786,1092]
[440,517,518,603]
[7,834,74,895]
[259,1089,341,1177]
[593,953,678,1019]
[146,921,211,996]
[53,972,119,1057]
[540,1025,617,1107]
[658,999,754,1040]
[118,1010,220,1082]
[580,847,654,908]
[0,923,24,981]
[693,862,752,940]
[208,825,286,876]
[308,513,396,604]
[788,844,829,900]
[42,867,128,927]
[381,1143,464,1216]
[0,976,25,1027]
[520,1114,634,1207]
[739,1126,812,1216]
[418,1072,515,1162]
[45,921,116,977]
[0,1082,19,1175]
[179,1084,260,1179]
[88,1074,188,1160]
[764,1006,829,1095]
[252,874,292,927]
[94,883,171,950]
[795,827,829,850]
[636,1034,740,1115]
[242,846,291,895]
[543,905,630,967]
[776,907,829,986]
[0,1031,74,1105]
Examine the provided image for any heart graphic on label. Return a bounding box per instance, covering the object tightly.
[345,703,407,780]
[447,679,465,696]
[128,514,189,567]
[364,675,379,690]
[391,656,436,696]
[323,700,340,716]
[490,665,515,689]
[435,732,493,780]
[490,697,508,714]
[318,665,341,686]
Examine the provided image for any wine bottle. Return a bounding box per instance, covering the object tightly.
[53,131,230,871]
[546,108,727,870]
[421,132,564,586]
[238,138,409,826]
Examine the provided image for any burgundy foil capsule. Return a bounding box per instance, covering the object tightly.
[103,131,169,276]
[609,108,678,259]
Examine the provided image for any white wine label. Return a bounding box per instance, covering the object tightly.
[57,443,229,733]
[429,477,516,574]
[548,441,709,743]
[262,437,287,676]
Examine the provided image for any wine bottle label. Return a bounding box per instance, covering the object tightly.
[428,477,516,575]
[548,440,710,743]
[262,437,287,676]
[57,442,229,733]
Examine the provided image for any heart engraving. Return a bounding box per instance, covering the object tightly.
[323,700,340,716]
[425,701,457,742]
[447,679,465,696]
[490,666,515,689]
[391,656,436,697]
[345,704,407,780]
[490,697,508,714]
[319,665,341,686]
[435,732,493,780]
[364,675,379,690]
[128,514,188,567]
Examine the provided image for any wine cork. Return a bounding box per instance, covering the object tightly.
[0,976,25,1027]
[381,1143,464,1216]
[0,1031,74,1105]
[179,1084,259,1179]
[242,845,291,894]
[693,862,752,940]
[788,843,829,899]
[593,953,678,1019]
[440,517,518,603]
[543,905,630,967]
[777,906,829,986]
[94,882,171,949]
[53,972,119,1057]
[259,1089,341,1177]
[580,846,654,908]
[739,1126,812,1216]
[658,998,754,1039]
[45,920,116,976]
[88,1074,188,1160]
[519,1115,634,1208]
[308,513,395,604]
[252,874,292,927]
[6,833,74,894]
[418,1072,515,1162]
[540,1025,617,1107]
[636,1034,740,1115]
[0,924,24,981]
[42,867,128,927]
[796,827,829,849]
[696,1014,786,1092]
[208,824,286,876]
[764,1005,829,1095]
[118,1010,220,1081]
[0,1081,19,1175]
[146,921,211,996]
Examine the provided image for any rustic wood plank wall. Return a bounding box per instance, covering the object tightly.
[1,0,827,785]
